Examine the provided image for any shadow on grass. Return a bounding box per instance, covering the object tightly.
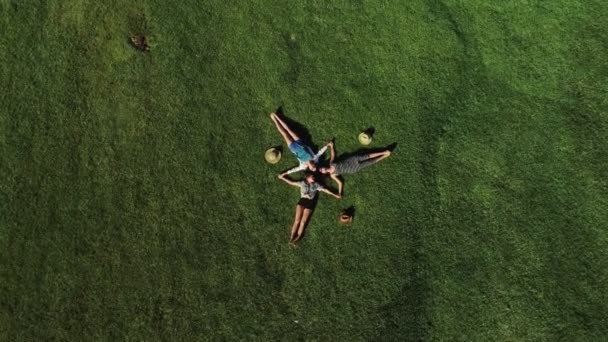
[275,106,317,151]
[342,206,355,219]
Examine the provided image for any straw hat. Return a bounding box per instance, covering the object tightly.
[265,148,281,164]
[358,132,372,145]
[339,211,353,225]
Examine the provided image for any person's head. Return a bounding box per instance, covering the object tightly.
[319,164,335,174]
[306,160,316,171]
[304,171,316,184]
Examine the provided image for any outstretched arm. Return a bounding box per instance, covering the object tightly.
[320,187,341,199]
[313,138,333,161]
[328,141,336,163]
[331,174,343,195]
[285,163,306,175]
[278,172,300,187]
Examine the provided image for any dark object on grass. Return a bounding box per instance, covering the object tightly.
[129,34,150,52]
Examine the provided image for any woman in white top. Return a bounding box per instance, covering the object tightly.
[278,171,341,244]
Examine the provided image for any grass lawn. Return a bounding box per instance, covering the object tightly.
[1,0,607,340]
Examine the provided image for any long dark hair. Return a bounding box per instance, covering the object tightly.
[304,171,316,183]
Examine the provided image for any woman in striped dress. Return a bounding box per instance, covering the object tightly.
[319,141,392,195]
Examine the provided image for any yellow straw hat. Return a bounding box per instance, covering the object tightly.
[358,132,372,145]
[265,147,281,164]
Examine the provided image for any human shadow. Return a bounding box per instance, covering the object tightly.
[274,106,318,151]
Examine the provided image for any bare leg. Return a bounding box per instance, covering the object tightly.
[353,150,391,172]
[290,205,304,241]
[293,209,313,243]
[272,113,301,141]
[271,113,295,146]
[366,150,391,161]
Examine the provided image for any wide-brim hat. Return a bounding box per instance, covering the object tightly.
[358,132,372,145]
[265,148,282,164]
[339,213,353,224]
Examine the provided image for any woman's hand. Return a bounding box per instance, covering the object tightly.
[328,139,336,163]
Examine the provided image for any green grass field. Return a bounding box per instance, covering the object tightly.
[1,0,607,340]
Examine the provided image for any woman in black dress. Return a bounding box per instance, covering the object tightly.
[278,171,341,244]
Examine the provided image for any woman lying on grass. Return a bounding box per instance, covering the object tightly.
[270,112,331,174]
[278,170,341,244]
[320,141,392,195]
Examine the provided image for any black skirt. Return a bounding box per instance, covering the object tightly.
[297,197,315,210]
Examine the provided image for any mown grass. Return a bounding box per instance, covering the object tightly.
[1,0,606,340]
